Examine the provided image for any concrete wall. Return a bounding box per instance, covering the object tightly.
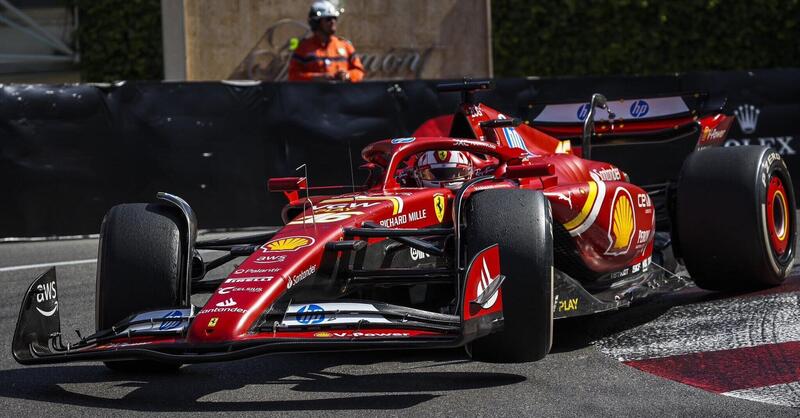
[162,0,492,81]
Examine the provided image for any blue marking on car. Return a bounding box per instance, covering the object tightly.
[577,103,590,120]
[159,310,184,330]
[630,100,650,118]
[391,137,415,144]
[296,304,325,324]
[502,126,529,152]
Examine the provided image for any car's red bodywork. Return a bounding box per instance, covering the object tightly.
[12,83,736,364]
[185,101,674,345]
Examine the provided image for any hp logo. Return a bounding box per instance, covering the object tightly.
[630,100,649,118]
[296,304,325,324]
[159,310,183,330]
[576,103,590,120]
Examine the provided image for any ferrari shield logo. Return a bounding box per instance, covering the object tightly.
[437,150,449,162]
[434,194,446,223]
[207,317,218,328]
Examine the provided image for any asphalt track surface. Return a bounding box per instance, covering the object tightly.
[1,232,799,416]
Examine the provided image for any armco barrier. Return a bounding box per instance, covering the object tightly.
[1,70,798,238]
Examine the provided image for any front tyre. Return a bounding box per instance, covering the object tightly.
[96,203,186,372]
[464,189,553,363]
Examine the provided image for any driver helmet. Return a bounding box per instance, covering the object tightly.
[414,150,474,190]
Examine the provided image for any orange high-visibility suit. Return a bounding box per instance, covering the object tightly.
[288,35,365,82]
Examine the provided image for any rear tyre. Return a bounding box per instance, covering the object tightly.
[96,203,186,372]
[676,146,796,291]
[464,189,553,363]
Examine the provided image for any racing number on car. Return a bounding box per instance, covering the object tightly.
[287,211,364,225]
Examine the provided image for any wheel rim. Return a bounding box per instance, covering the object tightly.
[766,175,790,255]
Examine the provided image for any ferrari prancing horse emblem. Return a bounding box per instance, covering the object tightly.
[433,194,446,223]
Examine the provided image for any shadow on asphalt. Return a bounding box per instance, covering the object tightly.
[0,348,525,412]
[4,274,798,412]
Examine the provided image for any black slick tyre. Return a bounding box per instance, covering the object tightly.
[464,189,553,363]
[96,203,186,372]
[676,146,796,291]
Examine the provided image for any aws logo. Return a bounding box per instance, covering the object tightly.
[262,236,315,252]
[605,188,636,256]
[35,280,58,317]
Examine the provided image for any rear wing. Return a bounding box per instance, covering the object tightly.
[530,92,728,138]
[530,93,734,190]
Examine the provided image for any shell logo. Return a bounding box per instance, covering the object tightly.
[264,236,314,252]
[606,190,635,255]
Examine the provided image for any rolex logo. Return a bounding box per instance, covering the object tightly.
[734,104,760,135]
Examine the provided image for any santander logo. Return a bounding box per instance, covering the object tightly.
[216,298,237,307]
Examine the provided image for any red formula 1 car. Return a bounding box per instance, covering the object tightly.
[12,80,796,367]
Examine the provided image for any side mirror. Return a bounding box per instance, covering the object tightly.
[581,93,616,160]
[505,162,555,179]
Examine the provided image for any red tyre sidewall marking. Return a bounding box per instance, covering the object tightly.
[766,175,789,256]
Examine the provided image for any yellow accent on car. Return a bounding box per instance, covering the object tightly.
[612,194,634,249]
[776,190,788,241]
[433,194,446,223]
[563,182,598,230]
[555,140,572,154]
[320,196,403,215]
[266,237,311,251]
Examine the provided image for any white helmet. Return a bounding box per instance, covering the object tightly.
[414,150,474,190]
[308,1,341,20]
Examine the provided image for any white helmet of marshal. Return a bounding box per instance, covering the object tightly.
[414,150,474,190]
[308,1,341,20]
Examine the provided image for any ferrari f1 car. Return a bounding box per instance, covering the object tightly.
[13,80,796,368]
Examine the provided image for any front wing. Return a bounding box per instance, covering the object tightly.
[12,246,505,365]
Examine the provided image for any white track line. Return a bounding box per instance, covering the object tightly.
[724,381,800,408]
[0,258,96,273]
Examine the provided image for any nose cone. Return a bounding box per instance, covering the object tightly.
[186,231,336,344]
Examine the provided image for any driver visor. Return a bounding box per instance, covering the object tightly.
[419,166,472,181]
